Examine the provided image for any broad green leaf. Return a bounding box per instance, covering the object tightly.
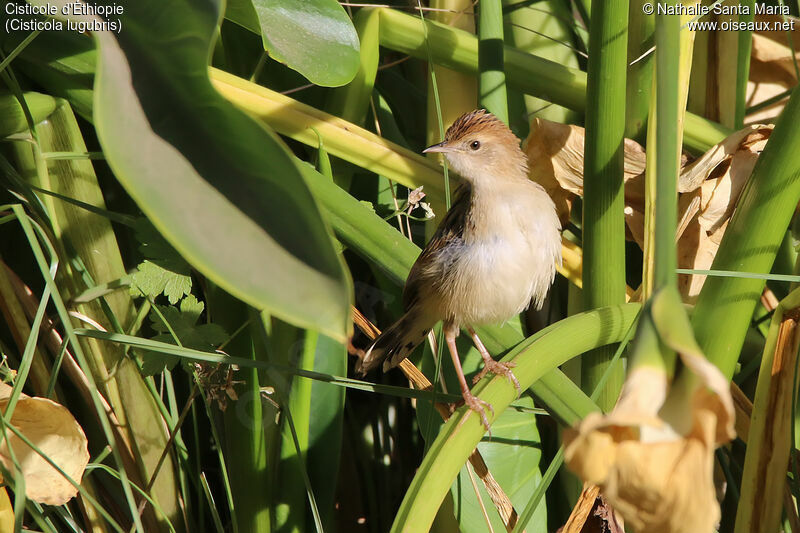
[451,397,546,533]
[416,320,546,533]
[224,0,260,34]
[250,0,360,87]
[37,0,352,341]
[306,334,346,530]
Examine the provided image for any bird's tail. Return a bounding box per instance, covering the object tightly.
[356,309,435,375]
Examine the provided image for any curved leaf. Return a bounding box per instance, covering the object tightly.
[451,397,547,532]
[252,0,360,87]
[415,320,546,532]
[0,92,57,136]
[40,0,352,340]
[391,303,641,533]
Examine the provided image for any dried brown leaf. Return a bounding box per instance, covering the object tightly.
[561,484,601,533]
[525,118,774,302]
[746,19,800,122]
[678,125,770,193]
[524,118,584,223]
[564,353,735,533]
[750,32,798,86]
[677,126,772,300]
[524,118,647,227]
[747,79,790,125]
[0,383,89,505]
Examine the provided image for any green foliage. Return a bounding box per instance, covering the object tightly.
[228,0,361,87]
[129,219,192,304]
[130,261,192,306]
[70,0,353,341]
[452,396,547,533]
[3,1,800,532]
[142,295,228,375]
[0,92,57,136]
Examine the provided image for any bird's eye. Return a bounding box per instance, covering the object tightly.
[469,140,481,150]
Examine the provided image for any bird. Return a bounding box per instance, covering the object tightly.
[356,109,562,430]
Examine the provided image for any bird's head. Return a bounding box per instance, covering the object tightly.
[423,109,529,183]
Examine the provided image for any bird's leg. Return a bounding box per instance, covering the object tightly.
[445,322,493,431]
[468,326,521,395]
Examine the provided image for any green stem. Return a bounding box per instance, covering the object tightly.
[478,0,508,122]
[0,92,56,136]
[625,0,655,140]
[580,0,629,411]
[692,85,800,379]
[735,0,755,128]
[375,8,730,151]
[734,286,800,533]
[390,303,641,532]
[207,289,270,533]
[653,12,679,289]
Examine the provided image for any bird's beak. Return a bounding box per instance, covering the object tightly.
[423,141,453,154]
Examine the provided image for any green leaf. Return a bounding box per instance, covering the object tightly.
[224,0,260,34]
[41,0,352,341]
[392,303,640,532]
[132,218,188,268]
[129,261,192,305]
[143,295,228,375]
[451,396,546,533]
[306,334,346,530]
[129,218,193,303]
[250,0,360,87]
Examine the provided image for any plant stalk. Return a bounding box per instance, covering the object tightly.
[692,83,800,379]
[580,0,629,410]
[478,0,508,122]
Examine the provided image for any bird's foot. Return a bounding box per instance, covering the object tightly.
[472,359,521,395]
[461,390,494,431]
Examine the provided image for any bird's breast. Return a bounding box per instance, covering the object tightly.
[427,183,561,326]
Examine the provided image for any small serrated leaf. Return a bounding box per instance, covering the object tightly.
[130,260,192,304]
[140,295,229,375]
[130,218,193,303]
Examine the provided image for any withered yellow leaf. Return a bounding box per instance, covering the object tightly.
[565,354,735,533]
[0,383,89,506]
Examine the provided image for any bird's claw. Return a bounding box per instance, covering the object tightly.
[462,391,494,432]
[472,360,521,396]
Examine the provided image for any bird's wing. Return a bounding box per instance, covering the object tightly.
[402,183,472,311]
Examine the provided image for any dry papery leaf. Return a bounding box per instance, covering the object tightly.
[524,118,646,225]
[564,351,735,533]
[747,15,800,124]
[0,382,89,505]
[525,118,773,302]
[677,125,772,300]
